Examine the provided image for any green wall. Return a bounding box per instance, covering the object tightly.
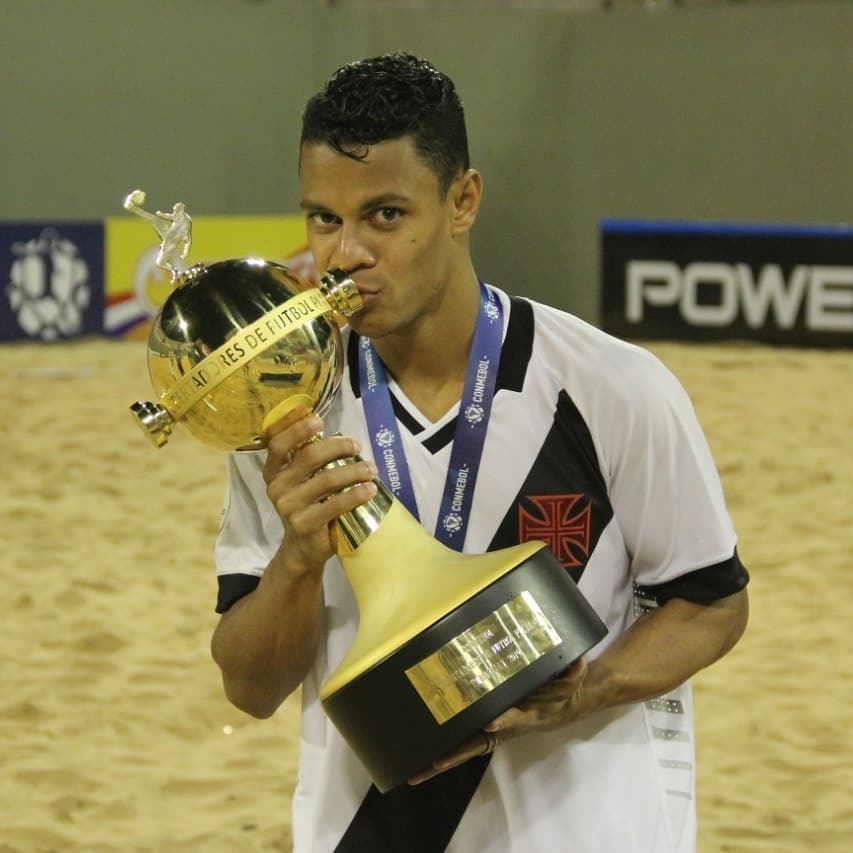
[2,0,850,320]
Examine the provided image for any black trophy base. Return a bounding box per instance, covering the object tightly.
[321,547,607,792]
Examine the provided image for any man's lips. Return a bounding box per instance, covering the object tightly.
[348,276,381,308]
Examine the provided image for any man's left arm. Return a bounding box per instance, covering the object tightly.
[545,587,749,724]
[409,587,748,784]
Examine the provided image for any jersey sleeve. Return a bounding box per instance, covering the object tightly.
[601,348,748,602]
[213,450,283,613]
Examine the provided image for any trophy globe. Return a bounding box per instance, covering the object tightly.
[126,191,607,793]
[124,190,360,451]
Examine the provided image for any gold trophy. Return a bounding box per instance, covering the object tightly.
[127,192,607,791]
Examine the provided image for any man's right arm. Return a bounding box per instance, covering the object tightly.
[210,413,378,719]
[210,546,325,719]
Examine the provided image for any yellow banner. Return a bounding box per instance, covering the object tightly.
[104,215,313,339]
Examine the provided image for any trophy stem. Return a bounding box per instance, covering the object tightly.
[321,456,394,552]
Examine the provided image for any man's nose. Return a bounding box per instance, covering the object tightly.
[329,224,374,273]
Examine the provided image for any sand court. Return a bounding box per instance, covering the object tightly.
[1,338,851,851]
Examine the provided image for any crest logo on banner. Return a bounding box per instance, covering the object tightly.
[2,226,103,342]
[7,229,90,339]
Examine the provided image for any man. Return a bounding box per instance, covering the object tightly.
[211,53,749,852]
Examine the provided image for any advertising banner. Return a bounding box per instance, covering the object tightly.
[1,223,104,343]
[600,220,853,347]
[104,215,312,338]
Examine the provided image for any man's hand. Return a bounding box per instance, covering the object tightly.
[263,411,378,579]
[408,657,589,785]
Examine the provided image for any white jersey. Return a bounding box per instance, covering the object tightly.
[215,286,748,853]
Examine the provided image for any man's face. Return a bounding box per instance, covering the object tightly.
[299,136,459,340]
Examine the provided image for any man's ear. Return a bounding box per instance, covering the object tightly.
[450,169,483,237]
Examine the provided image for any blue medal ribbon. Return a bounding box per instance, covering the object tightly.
[358,281,503,551]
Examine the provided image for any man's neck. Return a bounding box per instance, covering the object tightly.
[371,277,482,422]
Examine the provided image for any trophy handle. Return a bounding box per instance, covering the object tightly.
[129,401,174,447]
[319,268,361,317]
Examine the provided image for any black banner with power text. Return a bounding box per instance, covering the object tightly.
[600,220,853,348]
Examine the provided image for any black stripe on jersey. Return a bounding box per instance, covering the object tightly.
[497,295,534,393]
[334,757,491,853]
[346,330,361,399]
[423,419,457,453]
[215,573,260,613]
[635,548,750,605]
[489,389,614,585]
[392,397,425,435]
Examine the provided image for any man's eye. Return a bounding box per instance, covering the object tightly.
[309,212,338,226]
[374,207,402,224]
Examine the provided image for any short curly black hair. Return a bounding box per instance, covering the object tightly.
[300,53,470,196]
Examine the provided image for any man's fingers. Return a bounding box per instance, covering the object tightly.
[265,429,360,489]
[485,707,527,732]
[407,659,591,786]
[263,406,315,441]
[272,463,377,534]
[487,658,589,730]
[408,731,495,786]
